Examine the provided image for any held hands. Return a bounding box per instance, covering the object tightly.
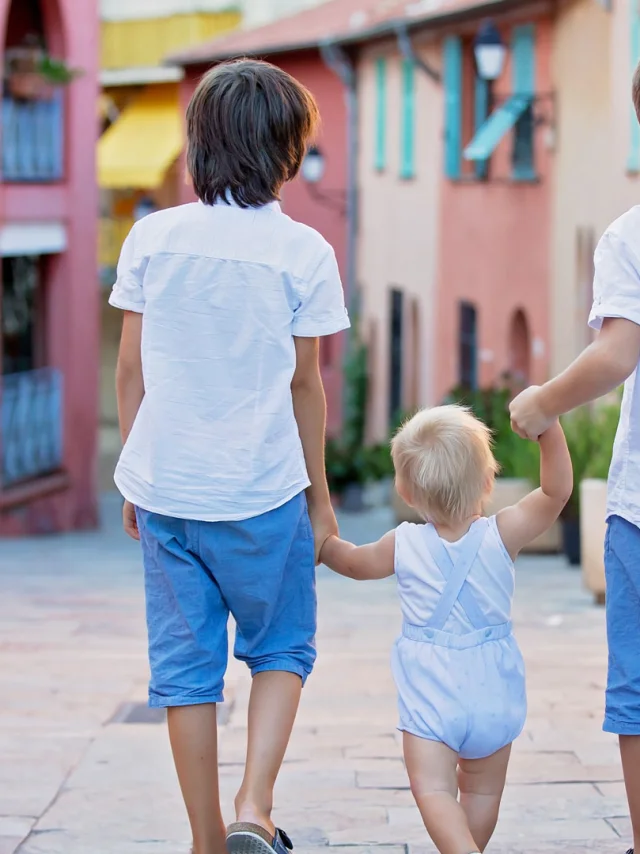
[308,500,339,565]
[509,385,555,441]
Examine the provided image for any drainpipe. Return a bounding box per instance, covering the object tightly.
[319,39,358,329]
[395,21,441,83]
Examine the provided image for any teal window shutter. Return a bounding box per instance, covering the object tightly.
[443,36,462,179]
[511,24,536,180]
[474,75,490,179]
[374,57,387,171]
[629,0,640,172]
[464,95,531,161]
[400,58,415,179]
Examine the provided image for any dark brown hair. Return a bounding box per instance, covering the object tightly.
[633,60,640,123]
[186,59,320,208]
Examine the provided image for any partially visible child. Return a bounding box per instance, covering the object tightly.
[320,406,572,854]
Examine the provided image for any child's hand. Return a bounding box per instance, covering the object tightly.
[308,501,339,565]
[509,386,555,440]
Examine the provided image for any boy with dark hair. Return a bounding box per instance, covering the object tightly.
[111,60,350,854]
[510,60,640,854]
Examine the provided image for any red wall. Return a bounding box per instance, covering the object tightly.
[180,49,349,435]
[0,0,100,535]
[436,17,553,400]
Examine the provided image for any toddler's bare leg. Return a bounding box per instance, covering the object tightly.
[403,733,479,854]
[457,744,512,852]
[167,704,227,854]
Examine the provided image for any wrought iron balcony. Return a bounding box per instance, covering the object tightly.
[1,368,64,488]
[2,94,64,182]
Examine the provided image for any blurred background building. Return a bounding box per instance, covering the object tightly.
[1,0,639,536]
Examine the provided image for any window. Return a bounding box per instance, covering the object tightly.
[389,288,404,423]
[374,57,387,171]
[2,256,42,375]
[459,302,478,390]
[400,59,416,179]
[462,23,537,180]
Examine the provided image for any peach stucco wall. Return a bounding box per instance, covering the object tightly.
[551,0,640,375]
[0,0,100,534]
[436,17,554,401]
[357,38,442,442]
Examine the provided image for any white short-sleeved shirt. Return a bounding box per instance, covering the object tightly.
[109,198,350,521]
[589,206,640,526]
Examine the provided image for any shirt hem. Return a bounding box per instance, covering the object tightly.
[606,508,640,529]
[293,317,351,338]
[114,471,311,522]
[108,296,144,313]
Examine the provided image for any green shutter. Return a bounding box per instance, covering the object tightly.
[374,57,387,171]
[511,24,536,180]
[443,36,462,179]
[400,58,415,179]
[630,0,640,172]
[474,75,490,179]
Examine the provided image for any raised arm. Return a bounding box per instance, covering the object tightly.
[320,531,396,581]
[497,422,573,559]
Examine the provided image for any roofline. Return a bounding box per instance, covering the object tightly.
[169,0,551,67]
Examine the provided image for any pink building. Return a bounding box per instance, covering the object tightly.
[0,0,99,535]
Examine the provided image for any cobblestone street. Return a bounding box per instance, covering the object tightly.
[0,495,629,854]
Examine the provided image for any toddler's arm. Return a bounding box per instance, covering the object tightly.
[497,422,573,559]
[320,531,396,581]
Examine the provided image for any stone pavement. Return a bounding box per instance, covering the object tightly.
[0,495,630,854]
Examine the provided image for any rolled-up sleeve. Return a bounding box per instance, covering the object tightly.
[108,224,146,313]
[292,246,350,338]
[589,230,640,330]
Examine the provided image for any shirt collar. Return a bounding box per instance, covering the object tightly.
[208,191,281,213]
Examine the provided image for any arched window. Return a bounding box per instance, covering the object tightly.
[509,308,531,388]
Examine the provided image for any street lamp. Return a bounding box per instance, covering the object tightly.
[473,20,506,82]
[300,145,346,216]
[301,145,325,184]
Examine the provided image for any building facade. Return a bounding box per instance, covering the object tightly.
[0,0,99,534]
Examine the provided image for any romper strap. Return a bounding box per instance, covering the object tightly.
[423,519,489,631]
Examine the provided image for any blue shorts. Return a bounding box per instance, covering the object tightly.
[136,492,316,708]
[604,515,640,735]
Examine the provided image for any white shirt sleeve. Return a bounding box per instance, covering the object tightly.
[292,246,351,338]
[589,230,640,330]
[108,224,147,314]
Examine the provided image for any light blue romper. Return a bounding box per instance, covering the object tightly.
[391,516,527,759]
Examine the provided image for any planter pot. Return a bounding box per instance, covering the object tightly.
[580,479,607,605]
[561,517,581,566]
[363,478,393,509]
[8,72,55,101]
[340,482,365,513]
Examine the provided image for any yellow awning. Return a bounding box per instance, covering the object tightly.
[97,85,182,190]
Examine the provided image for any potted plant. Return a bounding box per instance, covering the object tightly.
[6,43,81,101]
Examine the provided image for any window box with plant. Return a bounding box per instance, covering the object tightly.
[5,44,81,102]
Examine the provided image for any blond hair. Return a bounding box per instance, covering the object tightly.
[390,405,499,524]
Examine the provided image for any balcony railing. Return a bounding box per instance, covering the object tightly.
[1,368,64,488]
[2,94,64,182]
[99,217,134,270]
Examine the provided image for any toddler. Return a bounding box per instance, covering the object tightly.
[320,405,572,854]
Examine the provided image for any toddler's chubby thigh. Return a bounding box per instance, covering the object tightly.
[136,509,230,709]
[198,492,317,684]
[392,639,467,752]
[461,639,527,760]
